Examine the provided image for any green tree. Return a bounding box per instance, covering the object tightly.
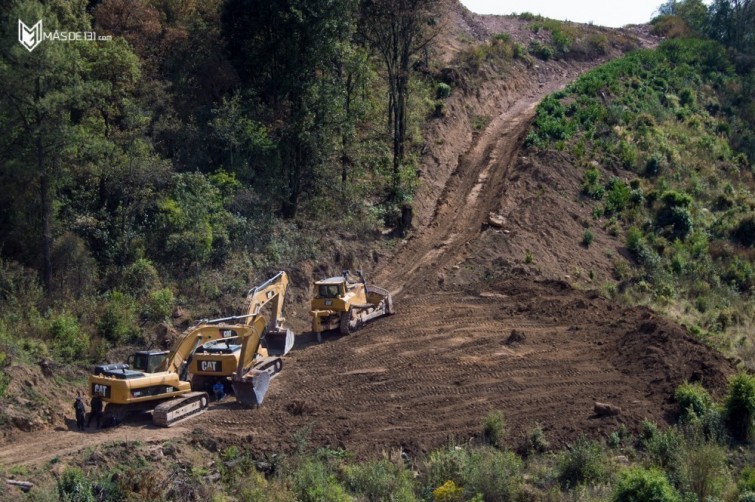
[0,0,140,289]
[360,0,445,232]
[222,0,358,218]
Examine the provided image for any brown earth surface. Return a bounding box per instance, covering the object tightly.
[0,9,737,468]
[202,278,732,459]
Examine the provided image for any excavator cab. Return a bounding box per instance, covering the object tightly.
[127,351,168,374]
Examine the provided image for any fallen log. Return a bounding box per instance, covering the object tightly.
[6,479,34,492]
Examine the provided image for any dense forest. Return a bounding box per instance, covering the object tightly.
[0,0,445,367]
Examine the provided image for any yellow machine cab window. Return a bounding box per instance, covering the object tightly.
[318,284,341,298]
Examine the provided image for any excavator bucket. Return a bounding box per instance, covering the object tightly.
[266,328,294,356]
[232,370,271,408]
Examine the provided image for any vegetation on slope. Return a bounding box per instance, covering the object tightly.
[526,35,755,366]
[3,375,753,501]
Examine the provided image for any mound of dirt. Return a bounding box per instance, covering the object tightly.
[201,278,733,459]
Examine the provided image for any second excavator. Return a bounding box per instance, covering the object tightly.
[189,271,294,396]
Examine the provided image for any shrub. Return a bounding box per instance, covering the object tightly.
[436,82,452,99]
[483,411,506,449]
[675,382,715,423]
[463,448,521,501]
[528,423,550,453]
[680,442,731,501]
[424,447,468,493]
[725,372,755,442]
[143,288,175,322]
[613,467,680,502]
[645,428,684,480]
[49,312,89,363]
[582,230,594,247]
[582,168,604,200]
[433,480,463,502]
[58,467,94,502]
[290,459,350,502]
[121,258,160,296]
[737,466,755,494]
[604,178,632,215]
[97,291,140,344]
[529,40,553,60]
[343,460,416,501]
[558,436,608,488]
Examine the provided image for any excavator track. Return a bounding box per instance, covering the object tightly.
[152,392,209,427]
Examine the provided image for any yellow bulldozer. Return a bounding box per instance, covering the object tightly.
[88,272,295,425]
[310,270,394,340]
[189,271,293,395]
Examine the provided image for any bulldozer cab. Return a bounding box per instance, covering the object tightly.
[317,281,344,299]
[127,351,168,374]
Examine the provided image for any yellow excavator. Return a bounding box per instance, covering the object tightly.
[189,271,294,395]
[89,272,295,425]
[310,270,394,340]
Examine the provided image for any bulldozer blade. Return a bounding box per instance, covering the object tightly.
[232,371,271,408]
[266,328,294,356]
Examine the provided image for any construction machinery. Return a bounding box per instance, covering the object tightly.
[89,272,295,425]
[189,271,294,394]
[310,270,394,340]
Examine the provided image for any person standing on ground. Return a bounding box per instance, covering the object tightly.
[74,394,86,431]
[213,380,225,401]
[88,394,103,429]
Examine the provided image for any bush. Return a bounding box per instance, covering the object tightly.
[343,460,416,501]
[436,82,452,99]
[528,423,550,453]
[675,382,715,423]
[433,480,463,502]
[613,467,680,502]
[121,258,160,296]
[582,168,605,200]
[529,40,553,60]
[738,466,755,494]
[604,178,632,215]
[483,411,506,449]
[424,447,468,493]
[583,230,595,247]
[97,291,140,344]
[289,459,350,502]
[725,372,755,442]
[558,436,608,488]
[49,312,89,363]
[143,288,175,322]
[58,467,94,502]
[463,448,521,501]
[645,428,684,484]
[680,442,731,501]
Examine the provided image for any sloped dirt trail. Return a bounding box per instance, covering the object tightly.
[375,77,570,294]
[0,424,188,467]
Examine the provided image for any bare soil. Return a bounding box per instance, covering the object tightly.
[200,278,731,459]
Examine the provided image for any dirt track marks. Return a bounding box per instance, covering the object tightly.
[199,282,731,458]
